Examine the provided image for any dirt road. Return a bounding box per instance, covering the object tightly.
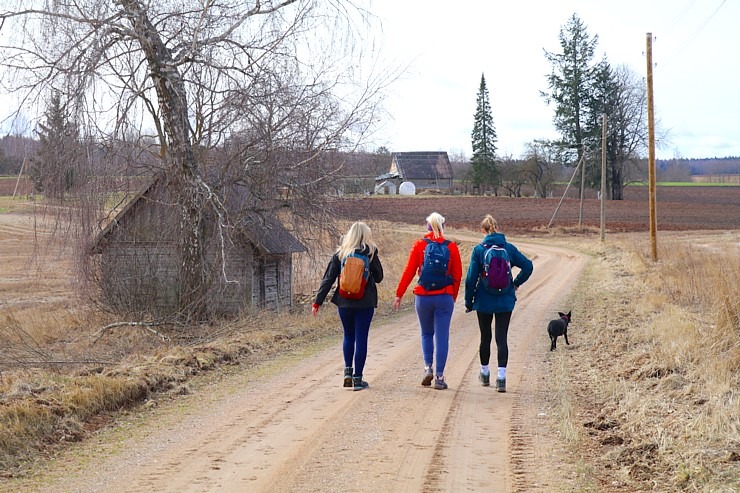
[30,239,586,493]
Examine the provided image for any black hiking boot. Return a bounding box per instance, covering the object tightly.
[343,367,353,388]
[352,376,369,391]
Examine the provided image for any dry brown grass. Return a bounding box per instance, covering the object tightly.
[0,219,430,476]
[1,204,738,492]
[547,230,739,492]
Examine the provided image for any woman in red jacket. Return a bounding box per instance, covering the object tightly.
[393,212,462,390]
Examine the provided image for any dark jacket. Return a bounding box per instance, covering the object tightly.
[464,232,533,313]
[314,246,383,309]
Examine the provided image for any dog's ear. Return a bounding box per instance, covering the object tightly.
[566,310,571,319]
[558,312,565,318]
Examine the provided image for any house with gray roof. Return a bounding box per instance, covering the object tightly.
[374,151,454,194]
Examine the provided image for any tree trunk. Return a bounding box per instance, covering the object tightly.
[611,164,624,200]
[118,1,207,320]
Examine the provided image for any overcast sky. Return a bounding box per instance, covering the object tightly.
[1,1,736,161]
[366,0,738,160]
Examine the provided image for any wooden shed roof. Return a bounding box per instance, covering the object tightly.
[93,173,305,255]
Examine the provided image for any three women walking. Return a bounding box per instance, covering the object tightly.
[393,212,463,390]
[312,221,383,391]
[314,213,532,394]
[464,214,533,392]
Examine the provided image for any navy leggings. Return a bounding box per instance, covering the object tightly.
[414,294,454,376]
[476,311,512,367]
[337,306,375,377]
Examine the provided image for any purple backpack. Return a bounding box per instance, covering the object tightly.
[482,244,512,293]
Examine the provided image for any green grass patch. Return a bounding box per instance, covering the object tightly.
[629,181,738,187]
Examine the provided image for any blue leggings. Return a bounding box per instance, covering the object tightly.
[337,306,375,377]
[414,294,454,376]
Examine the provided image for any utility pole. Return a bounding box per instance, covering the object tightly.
[578,146,585,227]
[646,33,658,261]
[601,113,607,241]
[13,155,28,199]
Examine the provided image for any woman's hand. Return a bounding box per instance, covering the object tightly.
[392,296,402,310]
[311,303,320,316]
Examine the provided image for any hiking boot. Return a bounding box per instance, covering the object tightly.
[495,378,506,393]
[434,376,448,390]
[352,376,369,391]
[421,367,434,387]
[479,371,490,386]
[343,367,353,388]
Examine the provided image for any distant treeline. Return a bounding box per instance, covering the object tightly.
[2,133,739,180]
[657,156,740,176]
[0,135,36,175]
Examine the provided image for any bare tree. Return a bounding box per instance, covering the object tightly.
[0,1,389,321]
[499,156,526,197]
[605,65,649,199]
[522,141,559,198]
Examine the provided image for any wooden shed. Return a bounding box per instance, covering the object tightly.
[91,174,305,318]
[374,152,454,193]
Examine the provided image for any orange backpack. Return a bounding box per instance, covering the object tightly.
[338,252,370,299]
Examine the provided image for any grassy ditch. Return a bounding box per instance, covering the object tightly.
[549,231,739,492]
[0,220,427,478]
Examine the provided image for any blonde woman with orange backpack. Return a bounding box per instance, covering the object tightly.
[313,222,383,391]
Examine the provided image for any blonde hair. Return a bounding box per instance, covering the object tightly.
[337,221,377,261]
[426,212,445,239]
[480,214,499,234]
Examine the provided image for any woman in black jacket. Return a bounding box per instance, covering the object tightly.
[312,222,383,391]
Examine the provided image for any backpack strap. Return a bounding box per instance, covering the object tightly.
[423,238,450,246]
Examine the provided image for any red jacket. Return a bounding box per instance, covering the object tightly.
[396,232,462,301]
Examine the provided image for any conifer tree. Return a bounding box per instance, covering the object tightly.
[470,73,498,194]
[541,14,600,174]
[32,92,79,200]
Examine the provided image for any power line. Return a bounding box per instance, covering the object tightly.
[663,0,697,35]
[662,0,726,68]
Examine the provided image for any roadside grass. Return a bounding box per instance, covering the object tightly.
[0,220,429,477]
[550,231,739,492]
[1,209,738,492]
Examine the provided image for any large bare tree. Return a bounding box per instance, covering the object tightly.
[522,140,559,198]
[0,1,388,320]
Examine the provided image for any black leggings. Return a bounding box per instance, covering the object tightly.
[476,311,512,367]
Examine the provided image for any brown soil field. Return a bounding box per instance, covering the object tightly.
[0,177,32,197]
[335,186,740,233]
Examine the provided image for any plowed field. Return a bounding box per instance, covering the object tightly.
[335,186,740,233]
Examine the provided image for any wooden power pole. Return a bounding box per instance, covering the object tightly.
[601,113,607,241]
[646,33,658,261]
[578,147,585,227]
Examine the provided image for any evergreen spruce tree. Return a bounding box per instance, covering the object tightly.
[470,73,498,194]
[541,14,601,179]
[32,92,79,200]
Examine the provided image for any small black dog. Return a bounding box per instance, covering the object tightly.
[548,311,572,351]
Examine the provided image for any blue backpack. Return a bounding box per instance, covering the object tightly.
[481,244,512,294]
[417,239,453,290]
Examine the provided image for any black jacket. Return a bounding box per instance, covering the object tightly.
[314,246,383,308]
